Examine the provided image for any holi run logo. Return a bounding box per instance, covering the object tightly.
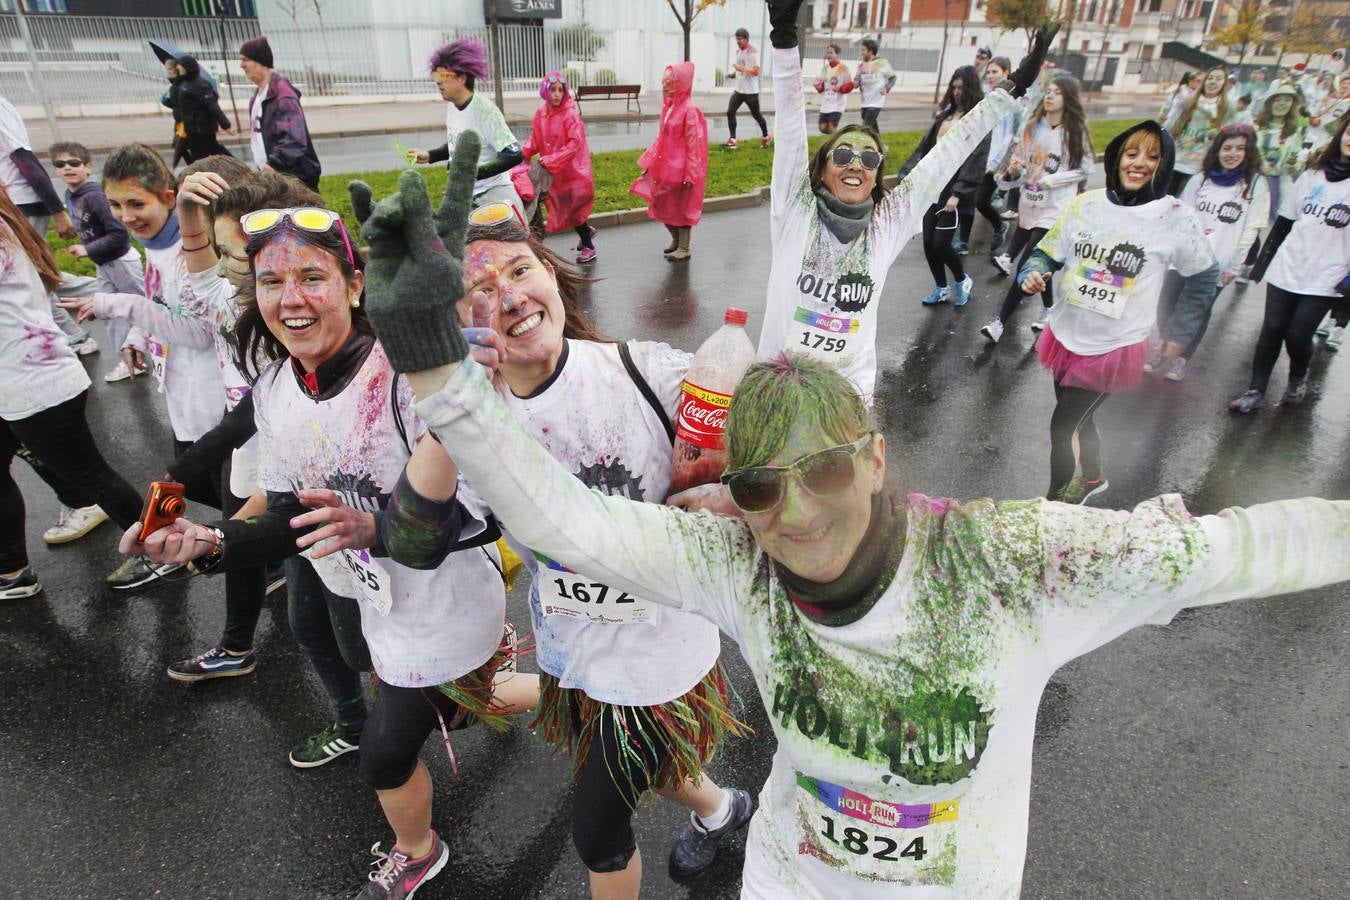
[574,458,647,501]
[771,675,993,786]
[324,472,386,513]
[1215,200,1244,224]
[1072,237,1146,278]
[797,271,877,313]
[1320,202,1350,229]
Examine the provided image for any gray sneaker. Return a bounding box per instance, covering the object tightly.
[358,832,448,900]
[668,788,755,878]
[1227,389,1264,414]
[288,723,360,769]
[1162,356,1187,382]
[105,556,183,591]
[1281,375,1309,406]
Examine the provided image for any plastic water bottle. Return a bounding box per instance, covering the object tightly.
[668,307,756,497]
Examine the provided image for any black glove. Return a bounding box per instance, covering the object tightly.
[767,0,806,50]
[1004,22,1062,98]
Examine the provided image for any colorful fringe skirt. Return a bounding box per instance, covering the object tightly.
[532,664,750,803]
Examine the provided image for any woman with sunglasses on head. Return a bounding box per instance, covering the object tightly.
[1015,122,1219,503]
[1240,86,1313,279]
[1144,124,1268,382]
[522,72,598,264]
[379,204,752,897]
[120,195,538,900]
[899,65,988,308]
[1228,117,1350,414]
[755,0,1058,397]
[346,138,1350,898]
[981,75,1094,344]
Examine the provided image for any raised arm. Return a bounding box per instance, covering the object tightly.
[768,0,810,217]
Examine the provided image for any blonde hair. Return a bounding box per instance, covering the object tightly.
[1121,128,1162,157]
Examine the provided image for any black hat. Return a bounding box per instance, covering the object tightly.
[240,36,273,69]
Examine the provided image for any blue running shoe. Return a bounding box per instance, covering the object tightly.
[922,285,951,306]
[953,274,974,307]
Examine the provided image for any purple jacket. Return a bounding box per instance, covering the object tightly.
[251,73,321,189]
[64,181,131,266]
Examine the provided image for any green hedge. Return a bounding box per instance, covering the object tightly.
[46,119,1139,265]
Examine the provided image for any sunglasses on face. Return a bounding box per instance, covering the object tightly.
[240,207,355,268]
[830,146,884,170]
[52,159,85,168]
[432,68,456,85]
[720,434,874,514]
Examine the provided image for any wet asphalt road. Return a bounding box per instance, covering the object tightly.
[2,194,1348,899]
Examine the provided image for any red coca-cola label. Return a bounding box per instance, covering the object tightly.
[674,380,732,450]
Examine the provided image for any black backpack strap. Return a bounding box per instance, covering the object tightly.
[390,373,412,454]
[617,341,675,446]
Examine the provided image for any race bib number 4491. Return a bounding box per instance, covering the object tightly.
[1065,263,1132,319]
[796,773,959,886]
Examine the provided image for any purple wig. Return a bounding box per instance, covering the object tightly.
[539,71,571,103]
[428,38,490,81]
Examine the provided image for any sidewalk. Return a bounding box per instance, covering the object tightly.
[24,87,938,155]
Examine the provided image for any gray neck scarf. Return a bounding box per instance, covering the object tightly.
[814,186,875,243]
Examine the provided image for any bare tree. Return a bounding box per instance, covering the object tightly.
[308,0,336,91]
[665,0,727,62]
[273,0,313,89]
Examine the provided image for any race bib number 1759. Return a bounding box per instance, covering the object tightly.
[796,773,959,886]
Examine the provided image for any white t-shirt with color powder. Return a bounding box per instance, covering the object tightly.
[1179,174,1270,275]
[253,341,504,688]
[249,80,269,169]
[734,44,760,95]
[1036,190,1216,356]
[0,97,39,206]
[0,235,89,420]
[1266,169,1350,298]
[446,92,518,196]
[499,338,722,707]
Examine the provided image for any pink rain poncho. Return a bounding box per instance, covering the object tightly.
[631,61,708,227]
[521,72,594,232]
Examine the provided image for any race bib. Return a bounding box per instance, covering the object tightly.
[539,564,660,626]
[796,773,959,886]
[1065,262,1132,319]
[1022,182,1047,206]
[224,383,250,407]
[792,307,858,361]
[147,336,168,383]
[342,548,393,617]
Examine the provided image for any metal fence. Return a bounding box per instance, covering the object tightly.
[0,14,755,117]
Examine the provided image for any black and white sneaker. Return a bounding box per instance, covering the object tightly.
[288,723,360,769]
[668,788,755,878]
[167,646,258,682]
[0,566,41,600]
[105,555,183,591]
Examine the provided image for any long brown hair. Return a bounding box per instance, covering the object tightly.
[1200,124,1262,199]
[1022,75,1092,169]
[0,186,62,292]
[465,219,607,341]
[1172,66,1231,136]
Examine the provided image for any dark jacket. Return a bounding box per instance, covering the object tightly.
[898,109,990,213]
[175,56,232,138]
[64,181,131,265]
[252,73,321,189]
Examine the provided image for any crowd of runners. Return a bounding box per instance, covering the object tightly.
[2,1,1349,898]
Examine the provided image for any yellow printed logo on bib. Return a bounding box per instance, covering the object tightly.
[796,773,959,885]
[147,337,168,383]
[535,554,660,626]
[1066,263,1133,319]
[792,306,858,359]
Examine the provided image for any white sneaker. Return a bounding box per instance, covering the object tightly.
[1316,321,1331,337]
[1030,306,1053,332]
[980,318,1004,344]
[1234,265,1252,284]
[71,337,99,356]
[104,360,133,383]
[1328,325,1345,350]
[1162,356,1187,381]
[42,504,109,545]
[991,254,1013,276]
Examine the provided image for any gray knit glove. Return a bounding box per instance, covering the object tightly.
[347,129,479,373]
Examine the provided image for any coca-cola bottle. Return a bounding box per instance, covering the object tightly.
[668,307,756,497]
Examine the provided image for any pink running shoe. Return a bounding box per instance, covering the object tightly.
[576,247,597,264]
[358,832,448,899]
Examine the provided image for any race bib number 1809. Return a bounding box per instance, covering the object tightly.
[795,773,959,886]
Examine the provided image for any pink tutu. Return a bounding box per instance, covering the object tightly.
[1037,326,1148,393]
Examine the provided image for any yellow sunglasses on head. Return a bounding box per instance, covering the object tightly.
[469,202,528,231]
[240,207,355,267]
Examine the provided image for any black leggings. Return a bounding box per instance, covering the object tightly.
[575,223,594,250]
[726,91,767,139]
[996,226,1051,323]
[1247,283,1336,393]
[959,173,1003,242]
[284,555,371,738]
[1048,383,1107,499]
[572,704,673,873]
[1329,297,1349,328]
[921,203,965,287]
[0,390,142,572]
[359,681,466,791]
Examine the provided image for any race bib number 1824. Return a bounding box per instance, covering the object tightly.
[795,773,959,886]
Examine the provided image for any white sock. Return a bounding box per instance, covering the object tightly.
[696,788,734,831]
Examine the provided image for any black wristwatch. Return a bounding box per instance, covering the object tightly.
[188,527,227,575]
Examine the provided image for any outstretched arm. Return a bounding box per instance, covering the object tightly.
[768,0,810,217]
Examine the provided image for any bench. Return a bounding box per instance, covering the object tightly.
[575,84,642,115]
